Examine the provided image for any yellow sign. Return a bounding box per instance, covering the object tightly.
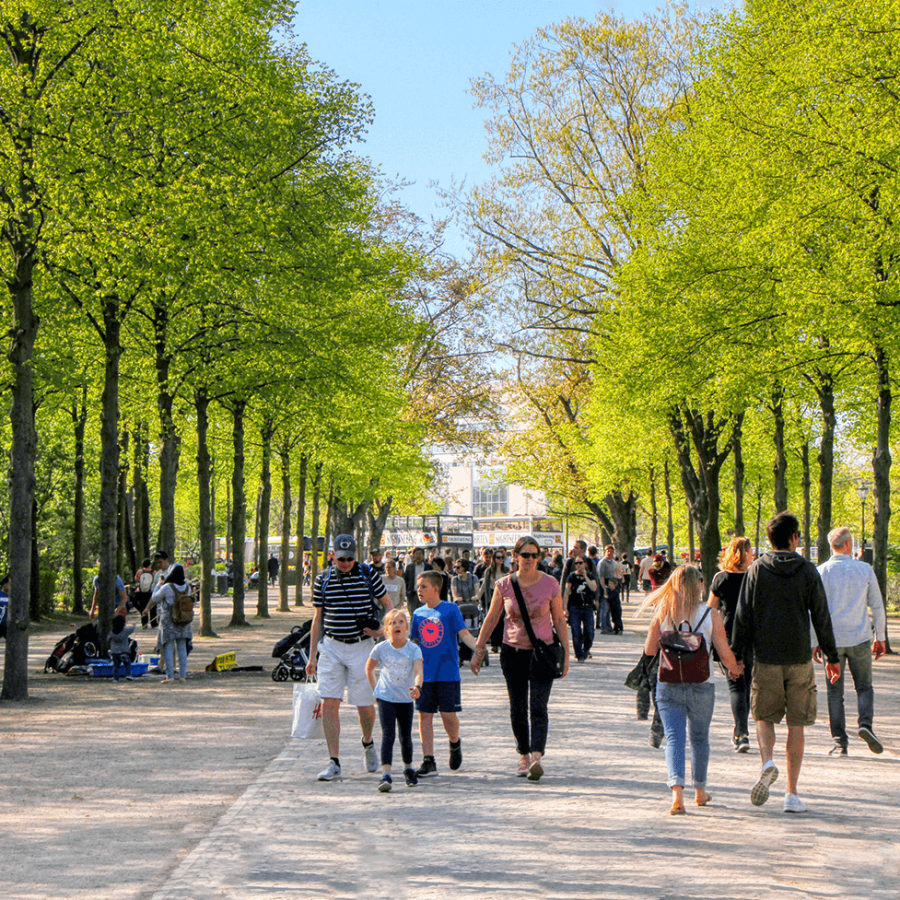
[206,651,237,672]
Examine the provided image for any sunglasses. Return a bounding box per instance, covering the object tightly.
[336,556,354,563]
[518,551,539,559]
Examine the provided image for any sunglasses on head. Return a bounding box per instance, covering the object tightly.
[518,551,539,559]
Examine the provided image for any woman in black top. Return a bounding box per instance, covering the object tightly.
[708,536,754,752]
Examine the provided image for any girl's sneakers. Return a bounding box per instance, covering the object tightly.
[378,773,393,792]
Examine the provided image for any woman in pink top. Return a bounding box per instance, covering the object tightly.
[472,535,570,781]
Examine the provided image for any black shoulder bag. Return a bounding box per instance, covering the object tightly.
[510,574,565,680]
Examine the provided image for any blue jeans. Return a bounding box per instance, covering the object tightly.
[826,641,874,747]
[569,607,595,661]
[656,680,716,789]
[598,595,612,631]
[163,639,189,679]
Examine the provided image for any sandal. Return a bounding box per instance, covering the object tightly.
[696,793,712,807]
[670,803,686,816]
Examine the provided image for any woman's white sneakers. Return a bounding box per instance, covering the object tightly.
[783,793,808,814]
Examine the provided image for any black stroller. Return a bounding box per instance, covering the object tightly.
[457,602,488,667]
[271,620,311,682]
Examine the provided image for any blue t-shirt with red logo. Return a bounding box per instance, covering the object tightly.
[412,601,467,683]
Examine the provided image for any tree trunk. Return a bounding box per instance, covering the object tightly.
[602,490,637,560]
[331,489,369,538]
[754,487,763,557]
[257,418,274,618]
[2,49,40,697]
[814,368,835,564]
[71,392,88,615]
[669,407,735,596]
[310,463,323,588]
[687,502,695,565]
[229,400,248,627]
[133,421,151,562]
[872,345,892,653]
[367,496,394,556]
[648,466,658,553]
[323,479,335,564]
[226,480,232,563]
[663,459,675,556]
[97,300,123,655]
[294,454,308,607]
[771,383,789,513]
[253,485,261,575]
[801,442,812,560]
[132,423,145,565]
[154,301,180,558]
[732,412,746,536]
[117,428,132,576]
[195,388,218,637]
[279,443,291,613]
[30,498,40,622]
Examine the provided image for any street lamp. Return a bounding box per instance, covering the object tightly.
[856,480,871,556]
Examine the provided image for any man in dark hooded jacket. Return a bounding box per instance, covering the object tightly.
[732,511,841,815]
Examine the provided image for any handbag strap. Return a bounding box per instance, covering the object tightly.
[510,574,541,647]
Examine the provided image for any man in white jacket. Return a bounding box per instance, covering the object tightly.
[815,527,887,756]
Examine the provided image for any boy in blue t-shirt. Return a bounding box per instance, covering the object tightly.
[411,570,479,777]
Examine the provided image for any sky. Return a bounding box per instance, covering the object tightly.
[292,1,735,256]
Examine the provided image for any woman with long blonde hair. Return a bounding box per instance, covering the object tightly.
[708,537,755,752]
[644,565,743,815]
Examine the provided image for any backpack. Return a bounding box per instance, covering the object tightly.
[658,607,712,684]
[139,571,153,593]
[170,586,195,625]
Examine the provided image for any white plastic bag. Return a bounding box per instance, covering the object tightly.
[292,679,325,739]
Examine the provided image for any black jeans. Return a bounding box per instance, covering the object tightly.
[725,655,753,740]
[500,644,555,755]
[378,700,415,768]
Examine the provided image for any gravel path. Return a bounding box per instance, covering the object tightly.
[3,590,899,900]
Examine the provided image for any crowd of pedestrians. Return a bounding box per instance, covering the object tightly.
[303,513,889,818]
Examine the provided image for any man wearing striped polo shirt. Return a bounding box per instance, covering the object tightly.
[306,534,390,782]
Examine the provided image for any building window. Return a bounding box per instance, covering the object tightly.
[473,469,508,517]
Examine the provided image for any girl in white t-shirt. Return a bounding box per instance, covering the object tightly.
[366,608,424,792]
[642,565,743,815]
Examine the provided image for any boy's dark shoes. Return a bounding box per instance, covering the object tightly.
[404,767,418,787]
[449,740,462,771]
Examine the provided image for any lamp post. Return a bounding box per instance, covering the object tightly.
[856,480,871,556]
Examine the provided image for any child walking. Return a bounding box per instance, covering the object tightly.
[109,615,137,682]
[366,608,424,792]
[412,571,479,777]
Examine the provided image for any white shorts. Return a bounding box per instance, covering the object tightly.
[316,636,376,707]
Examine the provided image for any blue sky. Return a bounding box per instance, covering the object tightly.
[292,1,733,255]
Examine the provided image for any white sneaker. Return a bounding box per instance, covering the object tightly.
[317,760,342,782]
[363,741,378,773]
[783,793,808,814]
[750,761,779,806]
